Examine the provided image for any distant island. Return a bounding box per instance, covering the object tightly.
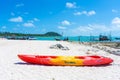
[0,32,62,37]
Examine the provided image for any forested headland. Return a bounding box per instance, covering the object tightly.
[0,32,62,37]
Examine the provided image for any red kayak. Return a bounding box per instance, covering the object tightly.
[18,54,113,66]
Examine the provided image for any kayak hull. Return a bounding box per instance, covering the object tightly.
[18,54,113,66]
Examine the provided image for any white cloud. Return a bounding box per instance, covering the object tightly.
[72,25,93,33]
[2,26,6,29]
[34,18,39,21]
[27,18,40,23]
[112,9,118,13]
[112,17,120,25]
[66,2,76,8]
[66,24,111,36]
[61,20,71,26]
[74,10,96,16]
[88,10,96,16]
[63,17,120,36]
[23,22,35,27]
[73,12,82,16]
[9,16,23,22]
[57,22,120,36]
[16,3,24,7]
[82,11,87,15]
[58,26,66,30]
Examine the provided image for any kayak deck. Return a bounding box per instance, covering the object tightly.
[18,54,113,66]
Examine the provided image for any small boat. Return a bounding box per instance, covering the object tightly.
[18,54,113,66]
[28,37,37,40]
[115,37,120,40]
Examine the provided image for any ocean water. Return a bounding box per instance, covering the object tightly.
[37,36,119,42]
[37,36,89,41]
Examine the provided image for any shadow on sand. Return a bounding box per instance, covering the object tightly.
[14,62,40,66]
[14,62,113,67]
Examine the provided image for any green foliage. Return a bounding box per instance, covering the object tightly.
[44,32,62,36]
[0,32,62,37]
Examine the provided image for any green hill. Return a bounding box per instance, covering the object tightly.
[44,32,62,36]
[0,32,62,37]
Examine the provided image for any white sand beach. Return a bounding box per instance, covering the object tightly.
[0,40,120,80]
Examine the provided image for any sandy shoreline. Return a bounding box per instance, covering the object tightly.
[0,40,120,80]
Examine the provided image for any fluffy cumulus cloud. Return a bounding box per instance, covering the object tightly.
[58,26,66,30]
[9,16,23,22]
[67,17,120,36]
[66,2,76,8]
[73,12,81,15]
[64,20,120,36]
[112,9,118,13]
[33,18,40,21]
[112,17,120,25]
[74,10,96,16]
[28,18,40,23]
[58,20,71,30]
[61,20,71,26]
[23,22,35,27]
[88,11,96,16]
[110,17,120,35]
[71,25,94,35]
[65,24,111,36]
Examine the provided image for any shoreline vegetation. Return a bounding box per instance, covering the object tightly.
[0,31,120,41]
[1,31,120,42]
[0,31,120,50]
[0,31,62,40]
[0,31,62,37]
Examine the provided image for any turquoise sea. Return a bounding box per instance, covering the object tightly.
[37,36,86,41]
[37,36,92,42]
[36,36,120,42]
[1,35,120,42]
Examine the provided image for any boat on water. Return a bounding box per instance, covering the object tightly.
[18,54,113,66]
[28,37,37,40]
[115,37,120,40]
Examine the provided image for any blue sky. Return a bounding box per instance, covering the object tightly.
[0,0,120,36]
